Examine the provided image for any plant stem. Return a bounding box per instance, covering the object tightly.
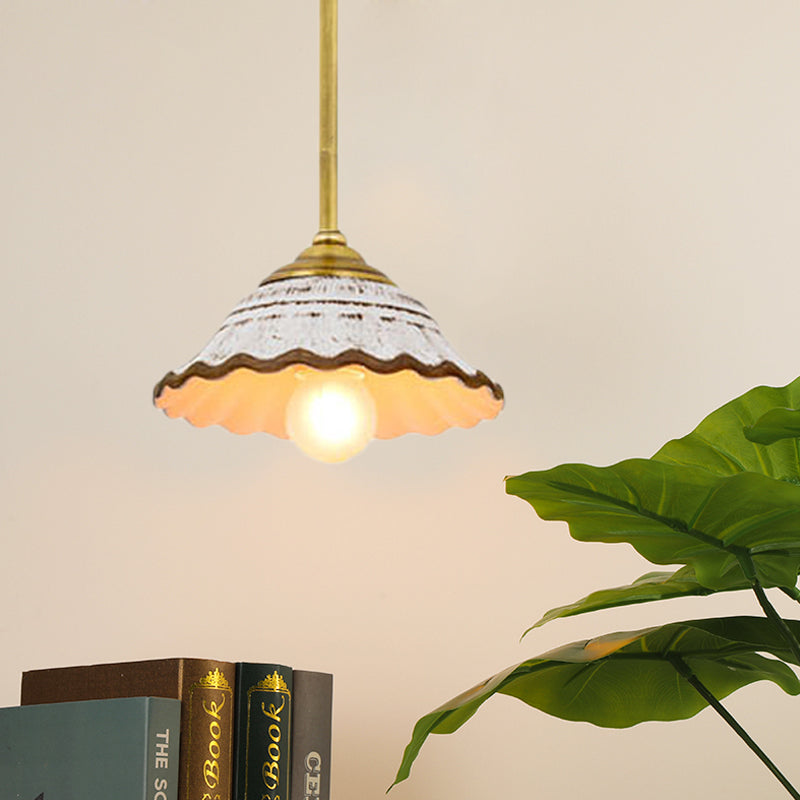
[737,553,800,662]
[751,581,800,662]
[780,585,800,604]
[670,656,800,799]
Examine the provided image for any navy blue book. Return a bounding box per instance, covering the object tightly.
[233,663,293,800]
[0,696,181,800]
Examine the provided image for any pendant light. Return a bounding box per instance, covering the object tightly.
[153,0,504,463]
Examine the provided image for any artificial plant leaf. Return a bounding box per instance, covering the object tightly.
[392,616,800,787]
[745,407,800,446]
[654,375,800,481]
[528,567,800,634]
[505,458,800,590]
[526,566,719,633]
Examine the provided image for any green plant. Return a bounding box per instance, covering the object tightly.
[392,376,800,797]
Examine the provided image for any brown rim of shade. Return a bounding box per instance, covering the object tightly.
[153,349,504,404]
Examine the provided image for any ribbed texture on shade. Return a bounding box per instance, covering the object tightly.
[154,275,503,438]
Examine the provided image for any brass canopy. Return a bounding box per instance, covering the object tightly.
[261,236,395,285]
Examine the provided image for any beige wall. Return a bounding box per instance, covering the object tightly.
[3,1,800,797]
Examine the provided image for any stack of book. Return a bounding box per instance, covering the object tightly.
[2,658,332,800]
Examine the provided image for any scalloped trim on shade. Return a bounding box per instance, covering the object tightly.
[155,365,502,439]
[153,274,504,438]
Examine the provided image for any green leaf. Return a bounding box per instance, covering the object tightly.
[745,408,800,446]
[506,458,800,590]
[392,617,800,787]
[528,566,800,633]
[654,376,800,481]
[526,566,721,633]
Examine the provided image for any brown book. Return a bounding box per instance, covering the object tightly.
[21,657,235,800]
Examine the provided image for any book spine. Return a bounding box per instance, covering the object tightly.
[182,665,236,800]
[290,672,333,800]
[233,663,293,800]
[148,697,182,800]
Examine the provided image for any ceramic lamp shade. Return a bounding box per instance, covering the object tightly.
[153,274,504,440]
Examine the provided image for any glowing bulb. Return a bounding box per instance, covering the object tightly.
[285,368,377,463]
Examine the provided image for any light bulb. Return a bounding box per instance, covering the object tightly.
[285,368,377,463]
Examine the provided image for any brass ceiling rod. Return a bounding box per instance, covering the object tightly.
[315,0,344,246]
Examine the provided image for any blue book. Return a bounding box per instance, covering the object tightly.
[0,696,181,800]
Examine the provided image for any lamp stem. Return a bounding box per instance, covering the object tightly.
[314,0,346,246]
